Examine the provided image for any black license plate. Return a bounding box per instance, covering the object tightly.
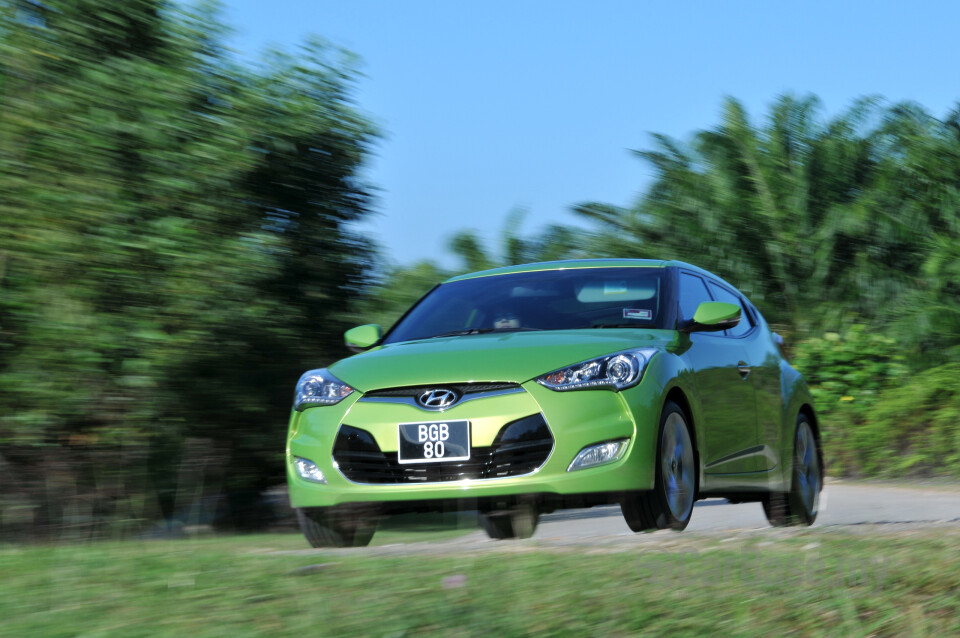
[397,420,470,464]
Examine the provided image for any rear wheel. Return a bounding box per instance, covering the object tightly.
[762,415,821,527]
[622,401,697,532]
[296,507,378,548]
[479,503,539,539]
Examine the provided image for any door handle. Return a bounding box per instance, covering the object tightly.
[737,361,751,378]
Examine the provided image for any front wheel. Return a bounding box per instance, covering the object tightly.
[762,415,821,527]
[621,401,697,532]
[296,507,378,548]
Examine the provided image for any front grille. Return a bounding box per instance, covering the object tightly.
[333,414,553,484]
[362,382,521,398]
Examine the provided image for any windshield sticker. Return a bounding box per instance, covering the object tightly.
[623,308,652,320]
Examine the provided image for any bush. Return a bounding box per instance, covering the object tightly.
[856,364,960,477]
[792,326,960,477]
[791,325,909,412]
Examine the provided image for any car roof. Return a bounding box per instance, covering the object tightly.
[443,259,667,283]
[442,259,742,294]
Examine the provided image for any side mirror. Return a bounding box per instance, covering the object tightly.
[681,301,741,333]
[344,324,382,352]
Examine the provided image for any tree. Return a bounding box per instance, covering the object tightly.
[575,94,960,352]
[0,0,378,535]
[449,207,583,273]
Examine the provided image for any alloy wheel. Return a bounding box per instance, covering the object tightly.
[660,411,695,522]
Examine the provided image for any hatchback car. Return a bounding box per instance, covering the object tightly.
[286,260,822,546]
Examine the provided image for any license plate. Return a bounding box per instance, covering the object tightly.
[397,420,470,464]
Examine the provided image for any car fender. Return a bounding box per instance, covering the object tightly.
[636,350,704,486]
[777,360,817,490]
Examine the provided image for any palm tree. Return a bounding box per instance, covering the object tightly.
[575,94,953,341]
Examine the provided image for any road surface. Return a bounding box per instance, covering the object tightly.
[393,481,957,554]
[534,480,960,538]
[276,481,960,556]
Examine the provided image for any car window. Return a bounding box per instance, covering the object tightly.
[383,268,666,343]
[678,273,712,323]
[706,281,753,337]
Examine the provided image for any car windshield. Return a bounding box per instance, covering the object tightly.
[383,268,666,344]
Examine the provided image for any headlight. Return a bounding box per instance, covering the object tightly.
[536,348,658,392]
[294,368,354,410]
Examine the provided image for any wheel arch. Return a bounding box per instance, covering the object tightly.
[662,385,701,495]
[798,403,825,480]
[780,361,820,485]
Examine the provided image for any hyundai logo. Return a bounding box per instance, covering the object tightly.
[416,388,460,410]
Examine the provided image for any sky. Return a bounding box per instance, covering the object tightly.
[223,0,960,269]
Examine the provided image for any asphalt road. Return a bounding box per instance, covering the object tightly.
[359,481,960,555]
[277,481,960,557]
[533,481,960,539]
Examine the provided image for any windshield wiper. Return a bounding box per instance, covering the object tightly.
[590,323,653,329]
[494,327,545,333]
[426,327,546,339]
[426,328,496,339]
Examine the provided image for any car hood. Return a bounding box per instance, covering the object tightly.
[329,329,677,391]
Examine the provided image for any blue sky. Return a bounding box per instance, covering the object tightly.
[224,0,960,269]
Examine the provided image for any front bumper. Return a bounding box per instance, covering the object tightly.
[286,379,662,509]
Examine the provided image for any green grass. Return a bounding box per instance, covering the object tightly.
[2,526,959,637]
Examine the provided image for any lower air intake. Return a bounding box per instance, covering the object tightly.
[332,414,553,483]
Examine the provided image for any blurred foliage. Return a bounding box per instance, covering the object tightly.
[574,95,960,367]
[791,328,960,477]
[0,0,377,534]
[857,364,960,477]
[790,326,907,475]
[791,325,909,413]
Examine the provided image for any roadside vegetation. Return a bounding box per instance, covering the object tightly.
[792,328,960,477]
[2,528,959,636]
[2,0,960,543]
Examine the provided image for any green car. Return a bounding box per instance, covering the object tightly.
[286,259,822,546]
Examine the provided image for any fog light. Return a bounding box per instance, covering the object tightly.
[567,439,629,471]
[294,457,327,484]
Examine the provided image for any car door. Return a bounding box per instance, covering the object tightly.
[678,272,759,474]
[707,288,784,472]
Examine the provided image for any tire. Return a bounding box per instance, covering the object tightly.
[762,414,821,527]
[621,401,697,532]
[296,507,378,548]
[479,503,539,540]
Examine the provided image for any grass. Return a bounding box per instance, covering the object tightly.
[2,524,959,637]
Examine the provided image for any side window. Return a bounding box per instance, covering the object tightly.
[679,273,712,323]
[706,281,753,337]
